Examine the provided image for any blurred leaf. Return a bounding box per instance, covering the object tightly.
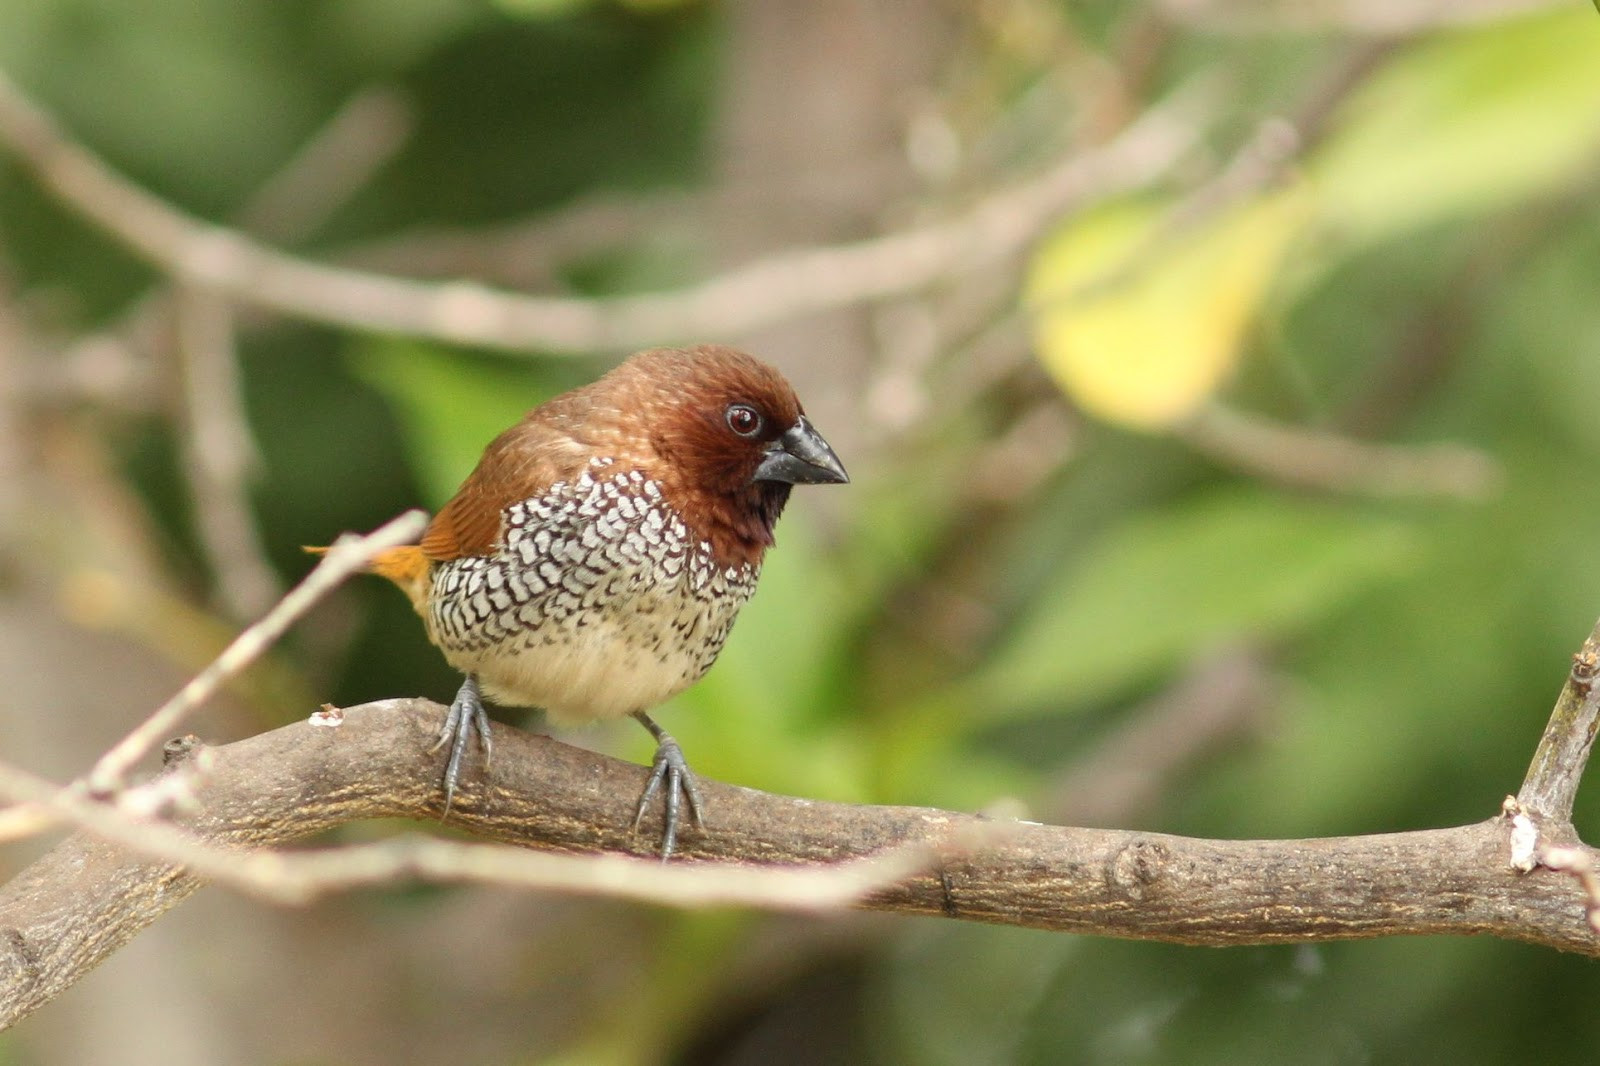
[316,0,489,74]
[494,0,594,17]
[872,700,1040,810]
[0,3,334,210]
[877,923,1078,1066]
[1026,191,1307,430]
[1311,9,1600,247]
[495,0,696,14]
[348,340,559,506]
[973,489,1419,719]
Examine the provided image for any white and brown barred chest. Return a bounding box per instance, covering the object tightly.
[424,461,760,722]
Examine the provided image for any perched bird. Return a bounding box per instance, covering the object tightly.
[347,345,847,857]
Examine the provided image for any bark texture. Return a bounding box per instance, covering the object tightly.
[3,697,1595,1029]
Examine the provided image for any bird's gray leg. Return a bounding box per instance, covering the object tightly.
[630,710,705,860]
[432,674,491,817]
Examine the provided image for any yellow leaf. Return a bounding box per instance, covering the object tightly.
[1026,189,1306,430]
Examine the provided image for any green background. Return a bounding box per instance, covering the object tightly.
[2,1,1599,1063]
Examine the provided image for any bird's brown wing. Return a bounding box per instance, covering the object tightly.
[419,403,594,562]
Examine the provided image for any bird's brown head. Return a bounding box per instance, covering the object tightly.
[413,345,846,572]
[607,345,848,566]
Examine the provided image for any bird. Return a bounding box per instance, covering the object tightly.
[340,344,848,858]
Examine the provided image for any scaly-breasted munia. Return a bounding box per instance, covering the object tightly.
[351,345,847,856]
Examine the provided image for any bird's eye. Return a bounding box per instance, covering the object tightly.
[725,403,763,437]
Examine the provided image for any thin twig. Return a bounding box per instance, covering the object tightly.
[1180,402,1502,501]
[1043,646,1276,827]
[1157,0,1562,35]
[84,510,427,792]
[1518,617,1600,821]
[1031,41,1395,321]
[0,65,1198,354]
[174,286,281,619]
[235,88,412,245]
[204,827,999,909]
[1538,845,1600,935]
[0,756,210,850]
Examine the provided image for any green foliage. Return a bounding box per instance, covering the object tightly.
[668,516,874,801]
[348,338,578,506]
[873,923,1077,1066]
[1027,9,1600,436]
[975,488,1419,721]
[1310,10,1600,249]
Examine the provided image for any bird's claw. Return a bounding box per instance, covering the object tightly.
[630,713,703,861]
[433,675,491,817]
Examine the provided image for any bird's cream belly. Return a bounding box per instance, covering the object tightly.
[441,578,743,724]
[460,622,701,724]
[423,464,761,722]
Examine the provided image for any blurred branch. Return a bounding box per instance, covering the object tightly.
[173,287,281,620]
[0,65,1196,354]
[4,672,1600,1030]
[1036,41,1391,322]
[0,726,989,912]
[84,511,427,794]
[34,87,412,418]
[1043,645,1276,827]
[0,259,27,529]
[1157,0,1563,34]
[26,89,412,619]
[339,193,689,290]
[235,88,412,245]
[1536,846,1600,935]
[1180,402,1502,501]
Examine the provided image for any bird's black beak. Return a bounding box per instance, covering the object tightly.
[754,416,849,485]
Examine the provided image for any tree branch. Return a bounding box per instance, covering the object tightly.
[1180,402,1502,501]
[3,696,1596,1031]
[0,65,1195,355]
[1518,615,1600,822]
[82,512,426,794]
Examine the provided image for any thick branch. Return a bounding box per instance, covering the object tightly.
[2,699,1595,1029]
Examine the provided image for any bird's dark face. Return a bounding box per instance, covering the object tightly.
[620,346,848,566]
[704,398,848,555]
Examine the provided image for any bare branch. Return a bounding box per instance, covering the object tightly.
[2,698,1597,1030]
[1043,645,1276,826]
[38,87,413,418]
[84,511,427,792]
[0,65,1196,354]
[1537,846,1600,935]
[1179,402,1502,501]
[0,736,983,910]
[0,259,27,527]
[1157,0,1563,34]
[174,286,281,620]
[235,88,412,245]
[1518,617,1600,821]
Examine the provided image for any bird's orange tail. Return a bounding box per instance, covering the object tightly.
[303,543,431,613]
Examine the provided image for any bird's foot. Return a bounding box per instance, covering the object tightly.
[630,711,704,861]
[432,674,492,817]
